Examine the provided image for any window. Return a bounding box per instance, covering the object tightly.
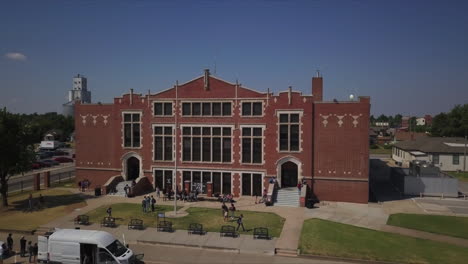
[154,170,173,192]
[182,171,231,194]
[182,126,232,163]
[154,126,173,161]
[242,102,262,116]
[154,102,173,116]
[181,102,231,116]
[433,154,439,164]
[279,113,300,151]
[453,154,460,165]
[241,127,263,164]
[241,173,262,196]
[123,113,141,148]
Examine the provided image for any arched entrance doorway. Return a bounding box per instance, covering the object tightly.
[281,161,298,188]
[126,157,140,181]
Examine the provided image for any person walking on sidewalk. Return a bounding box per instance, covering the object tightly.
[236,214,246,232]
[28,241,33,263]
[6,234,13,252]
[33,243,38,263]
[20,236,26,257]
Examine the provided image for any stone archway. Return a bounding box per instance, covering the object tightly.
[276,156,302,188]
[281,161,298,188]
[126,157,140,181]
[121,152,143,181]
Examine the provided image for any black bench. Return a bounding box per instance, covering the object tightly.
[188,223,205,235]
[101,216,116,227]
[253,227,270,240]
[220,225,238,238]
[157,220,173,232]
[128,218,144,230]
[74,214,89,225]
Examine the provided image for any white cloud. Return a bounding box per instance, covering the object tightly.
[5,52,27,61]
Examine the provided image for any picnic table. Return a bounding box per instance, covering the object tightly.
[74,214,89,225]
[157,220,173,232]
[220,225,238,238]
[128,218,144,230]
[101,216,116,227]
[253,227,271,240]
[188,223,205,235]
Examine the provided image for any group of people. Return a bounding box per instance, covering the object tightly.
[220,203,245,231]
[161,187,199,202]
[78,179,90,192]
[1,234,38,263]
[141,195,157,212]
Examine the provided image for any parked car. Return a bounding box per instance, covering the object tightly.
[31,162,42,170]
[54,157,74,163]
[53,150,69,156]
[42,159,60,166]
[36,161,50,167]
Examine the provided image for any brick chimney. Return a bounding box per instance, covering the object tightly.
[204,69,210,91]
[312,71,323,101]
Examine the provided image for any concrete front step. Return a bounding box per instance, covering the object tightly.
[275,248,298,257]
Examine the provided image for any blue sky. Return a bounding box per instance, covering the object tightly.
[1,0,467,116]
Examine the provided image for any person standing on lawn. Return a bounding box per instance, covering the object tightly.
[221,202,229,222]
[20,236,26,257]
[236,214,246,231]
[106,206,112,217]
[151,195,156,212]
[145,196,151,212]
[142,196,147,213]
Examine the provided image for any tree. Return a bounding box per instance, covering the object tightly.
[431,104,468,137]
[0,108,35,207]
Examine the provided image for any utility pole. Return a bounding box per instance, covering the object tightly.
[174,81,178,214]
[464,132,467,172]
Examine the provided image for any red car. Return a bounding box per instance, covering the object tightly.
[54,157,74,163]
[31,163,42,169]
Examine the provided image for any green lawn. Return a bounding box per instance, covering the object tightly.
[446,171,468,182]
[300,219,468,264]
[387,213,468,239]
[0,189,87,231]
[87,204,285,237]
[369,146,392,155]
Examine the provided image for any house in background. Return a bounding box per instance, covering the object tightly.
[392,137,467,171]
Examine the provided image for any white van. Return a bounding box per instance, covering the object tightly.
[38,229,140,264]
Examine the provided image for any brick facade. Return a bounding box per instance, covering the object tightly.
[75,71,370,203]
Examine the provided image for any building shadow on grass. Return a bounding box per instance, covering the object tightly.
[9,193,93,213]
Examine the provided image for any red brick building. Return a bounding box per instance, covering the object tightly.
[75,70,370,203]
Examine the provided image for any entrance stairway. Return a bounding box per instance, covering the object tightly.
[275,187,300,207]
[111,180,133,196]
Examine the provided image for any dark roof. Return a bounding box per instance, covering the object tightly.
[394,131,427,141]
[394,137,467,154]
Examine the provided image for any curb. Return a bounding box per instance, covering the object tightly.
[298,253,403,264]
[0,228,35,235]
[137,240,240,253]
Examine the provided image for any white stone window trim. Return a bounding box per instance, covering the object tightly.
[239,124,266,165]
[152,168,174,191]
[276,110,303,153]
[152,100,175,117]
[152,123,176,162]
[238,171,265,196]
[180,101,233,117]
[240,100,265,117]
[121,110,143,150]
[181,169,233,195]
[180,124,234,164]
